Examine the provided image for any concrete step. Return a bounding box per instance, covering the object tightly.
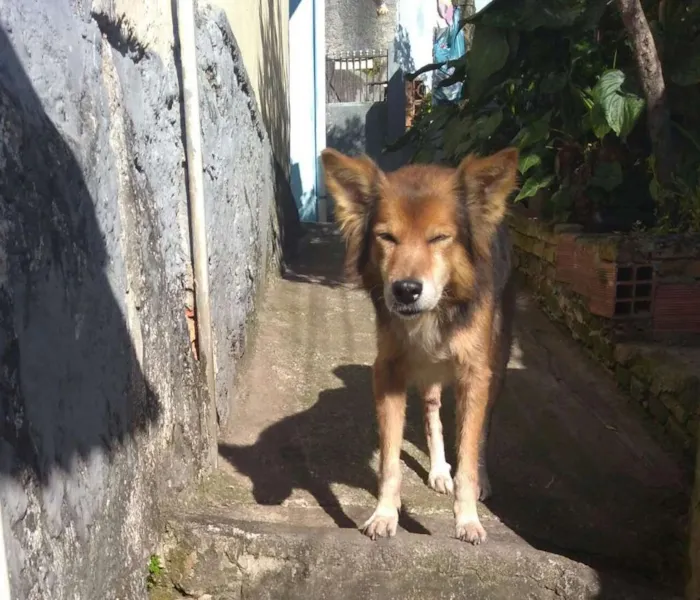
[153,501,680,600]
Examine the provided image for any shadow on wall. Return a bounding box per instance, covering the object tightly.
[258,0,301,259]
[327,114,365,157]
[326,104,388,164]
[0,26,159,492]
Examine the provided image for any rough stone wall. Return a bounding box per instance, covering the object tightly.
[196,12,277,426]
[0,2,282,599]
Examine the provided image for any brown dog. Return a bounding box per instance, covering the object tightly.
[321,147,519,544]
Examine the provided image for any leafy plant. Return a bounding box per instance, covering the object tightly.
[147,554,164,589]
[391,0,700,232]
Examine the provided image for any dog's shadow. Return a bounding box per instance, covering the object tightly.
[219,364,432,534]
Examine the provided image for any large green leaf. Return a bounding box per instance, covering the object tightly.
[588,103,611,139]
[511,112,552,149]
[589,161,623,191]
[471,109,504,141]
[592,70,645,139]
[515,173,555,201]
[467,27,510,101]
[518,152,542,174]
[593,70,625,103]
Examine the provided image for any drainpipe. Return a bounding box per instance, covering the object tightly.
[175,0,218,469]
[0,504,11,600]
[313,0,327,221]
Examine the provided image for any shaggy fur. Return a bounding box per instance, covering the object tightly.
[321,147,519,544]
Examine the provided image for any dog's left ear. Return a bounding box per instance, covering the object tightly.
[457,147,519,256]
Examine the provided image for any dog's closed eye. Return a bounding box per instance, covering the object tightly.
[377,232,399,244]
[428,234,451,244]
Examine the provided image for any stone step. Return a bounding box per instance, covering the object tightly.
[152,504,680,600]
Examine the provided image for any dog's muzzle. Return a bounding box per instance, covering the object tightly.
[390,279,424,317]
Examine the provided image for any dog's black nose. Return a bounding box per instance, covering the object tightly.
[392,279,423,305]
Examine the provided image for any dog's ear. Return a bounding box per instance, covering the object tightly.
[321,149,384,240]
[457,147,519,256]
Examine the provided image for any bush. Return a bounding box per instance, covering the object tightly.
[388,0,700,233]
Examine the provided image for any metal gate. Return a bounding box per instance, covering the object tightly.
[326,50,389,103]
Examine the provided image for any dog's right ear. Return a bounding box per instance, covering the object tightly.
[321,149,384,238]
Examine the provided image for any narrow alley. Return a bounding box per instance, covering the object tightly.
[164,224,690,600]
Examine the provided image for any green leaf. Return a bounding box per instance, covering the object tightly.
[589,104,611,139]
[518,153,542,174]
[592,70,645,138]
[593,69,625,103]
[471,109,504,141]
[511,112,552,150]
[515,173,555,202]
[540,72,568,94]
[443,115,467,155]
[589,161,623,192]
[467,26,510,101]
[617,95,645,138]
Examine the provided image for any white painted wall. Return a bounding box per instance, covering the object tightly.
[289,0,325,221]
[475,0,493,11]
[395,0,434,86]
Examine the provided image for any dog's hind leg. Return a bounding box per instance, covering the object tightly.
[479,275,516,501]
[362,358,407,540]
[421,383,454,495]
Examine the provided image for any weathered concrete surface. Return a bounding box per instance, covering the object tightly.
[159,511,676,600]
[159,225,690,599]
[0,2,286,599]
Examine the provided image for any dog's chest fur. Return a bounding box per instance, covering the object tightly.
[392,312,456,385]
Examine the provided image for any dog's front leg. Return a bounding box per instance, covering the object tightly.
[421,383,453,495]
[362,357,406,540]
[453,359,492,545]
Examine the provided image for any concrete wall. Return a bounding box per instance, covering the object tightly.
[212,0,300,245]
[0,2,285,598]
[326,102,388,164]
[211,0,289,162]
[326,0,398,54]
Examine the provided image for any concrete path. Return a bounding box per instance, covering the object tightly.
[171,224,691,598]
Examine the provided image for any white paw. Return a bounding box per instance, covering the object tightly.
[376,3,389,15]
[455,519,487,545]
[361,506,399,540]
[428,463,454,495]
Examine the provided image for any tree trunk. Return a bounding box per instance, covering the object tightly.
[616,0,674,184]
